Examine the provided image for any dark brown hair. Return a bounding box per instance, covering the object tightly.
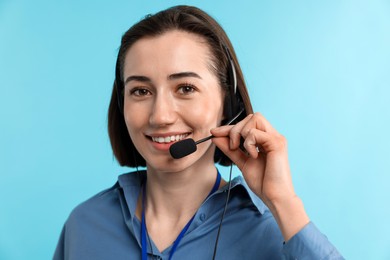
[108,5,253,167]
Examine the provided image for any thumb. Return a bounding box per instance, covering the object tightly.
[212,136,247,169]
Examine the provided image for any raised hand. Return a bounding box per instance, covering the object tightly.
[211,113,310,241]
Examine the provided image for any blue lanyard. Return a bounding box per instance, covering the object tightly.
[141,171,221,260]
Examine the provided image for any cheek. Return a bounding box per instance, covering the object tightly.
[123,105,144,137]
[124,117,136,140]
[185,93,224,130]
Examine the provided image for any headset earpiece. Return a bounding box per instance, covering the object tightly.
[223,44,245,124]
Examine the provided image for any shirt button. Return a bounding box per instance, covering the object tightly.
[199,213,206,221]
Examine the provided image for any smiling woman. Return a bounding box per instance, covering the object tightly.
[53,5,343,259]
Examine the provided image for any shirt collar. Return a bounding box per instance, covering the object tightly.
[219,175,267,215]
[117,170,267,217]
[117,171,145,219]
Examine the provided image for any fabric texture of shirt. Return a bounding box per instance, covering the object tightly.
[54,171,343,259]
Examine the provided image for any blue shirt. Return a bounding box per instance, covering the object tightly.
[54,171,343,259]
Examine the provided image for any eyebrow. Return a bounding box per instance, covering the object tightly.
[124,71,202,85]
[168,72,202,80]
[124,75,151,85]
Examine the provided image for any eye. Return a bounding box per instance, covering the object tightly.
[177,83,196,95]
[130,87,151,97]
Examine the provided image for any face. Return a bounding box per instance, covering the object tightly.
[123,30,225,173]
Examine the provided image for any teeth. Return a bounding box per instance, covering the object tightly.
[152,134,188,143]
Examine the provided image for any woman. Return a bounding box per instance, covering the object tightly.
[54,5,343,259]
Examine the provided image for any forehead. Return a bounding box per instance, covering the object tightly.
[123,30,214,76]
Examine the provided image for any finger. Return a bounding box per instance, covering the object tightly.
[243,129,264,158]
[240,112,278,139]
[243,128,287,157]
[211,136,248,170]
[210,125,234,137]
[226,114,254,150]
[211,114,253,150]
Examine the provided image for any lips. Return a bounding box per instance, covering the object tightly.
[151,134,189,143]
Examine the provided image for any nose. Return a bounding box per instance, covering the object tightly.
[149,92,178,127]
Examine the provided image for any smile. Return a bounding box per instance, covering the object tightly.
[151,134,189,144]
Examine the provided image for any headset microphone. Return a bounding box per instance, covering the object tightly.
[169,108,244,159]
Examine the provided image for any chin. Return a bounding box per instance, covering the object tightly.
[146,156,194,173]
[146,146,215,174]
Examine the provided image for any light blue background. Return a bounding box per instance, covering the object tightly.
[1,0,389,259]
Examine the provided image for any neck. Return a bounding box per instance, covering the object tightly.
[135,150,226,251]
[144,164,219,219]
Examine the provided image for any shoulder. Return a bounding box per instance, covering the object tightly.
[66,171,143,228]
[228,175,268,214]
[66,182,122,227]
[222,175,283,239]
[208,176,285,257]
[55,173,144,259]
